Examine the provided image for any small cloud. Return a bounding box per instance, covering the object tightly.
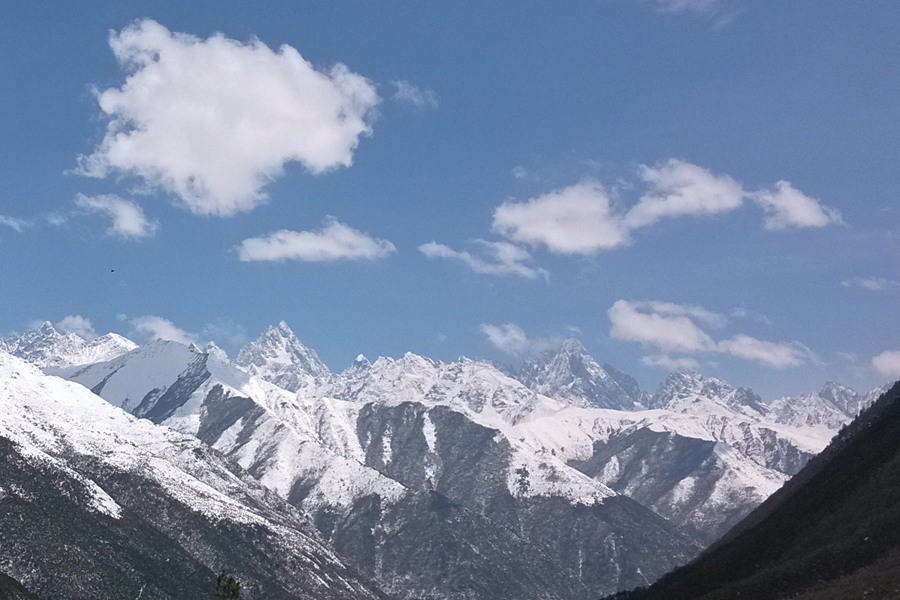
[492,180,629,255]
[75,19,380,217]
[480,323,555,356]
[0,215,29,232]
[872,350,900,378]
[436,333,449,343]
[419,239,548,279]
[642,354,701,371]
[728,306,773,326]
[841,277,900,292]
[391,80,439,109]
[651,0,722,14]
[608,299,716,354]
[130,315,197,345]
[623,159,745,230]
[511,166,527,180]
[237,217,396,262]
[752,181,842,231]
[55,315,98,341]
[75,193,158,239]
[716,335,808,369]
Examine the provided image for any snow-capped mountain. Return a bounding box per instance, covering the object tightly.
[0,350,387,600]
[769,381,888,429]
[234,321,331,392]
[646,370,768,418]
[517,338,644,409]
[0,321,136,369]
[59,334,700,599]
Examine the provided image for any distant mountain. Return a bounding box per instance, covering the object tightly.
[607,381,900,600]
[517,339,643,410]
[0,321,136,370]
[234,321,330,392]
[646,370,767,418]
[769,381,889,430]
[0,351,387,600]
[60,334,700,599]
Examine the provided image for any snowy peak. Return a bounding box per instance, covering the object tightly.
[769,381,886,429]
[517,338,640,410]
[1,322,137,370]
[648,370,766,417]
[235,321,330,391]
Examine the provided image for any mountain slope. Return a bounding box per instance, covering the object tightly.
[0,351,388,600]
[607,381,900,600]
[60,338,700,598]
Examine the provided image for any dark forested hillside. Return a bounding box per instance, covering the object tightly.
[605,381,900,600]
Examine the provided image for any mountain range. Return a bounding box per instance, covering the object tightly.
[0,321,888,599]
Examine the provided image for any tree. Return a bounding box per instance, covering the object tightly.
[216,571,240,599]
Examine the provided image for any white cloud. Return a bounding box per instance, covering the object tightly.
[75,194,158,239]
[841,277,900,292]
[76,19,380,216]
[237,218,396,262]
[511,166,527,180]
[752,181,842,230]
[872,350,900,378]
[480,323,531,356]
[55,315,98,341]
[623,159,746,230]
[130,315,197,345]
[608,299,716,354]
[419,240,548,279]
[642,354,701,370]
[391,80,439,109]
[652,0,722,14]
[492,180,629,255]
[480,323,555,356]
[716,335,807,368]
[608,299,810,369]
[639,300,728,329]
[0,216,28,232]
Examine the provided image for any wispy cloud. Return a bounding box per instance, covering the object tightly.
[419,240,548,279]
[237,218,396,262]
[75,193,158,239]
[609,299,810,369]
[75,19,380,217]
[0,215,29,232]
[391,80,439,109]
[752,181,843,230]
[841,277,900,292]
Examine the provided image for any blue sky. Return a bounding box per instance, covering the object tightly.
[1,0,899,399]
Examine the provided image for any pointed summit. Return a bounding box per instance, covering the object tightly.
[517,338,640,410]
[648,370,766,417]
[235,321,330,391]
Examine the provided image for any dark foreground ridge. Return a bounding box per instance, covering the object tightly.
[605,381,900,600]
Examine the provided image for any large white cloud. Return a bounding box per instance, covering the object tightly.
[74,194,158,239]
[609,299,810,369]
[872,350,900,378]
[419,240,548,279]
[492,180,629,254]
[623,159,746,230]
[76,19,380,216]
[237,218,396,262]
[129,315,197,345]
[55,315,98,341]
[752,181,843,230]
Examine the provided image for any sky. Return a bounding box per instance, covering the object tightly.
[1,0,899,399]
